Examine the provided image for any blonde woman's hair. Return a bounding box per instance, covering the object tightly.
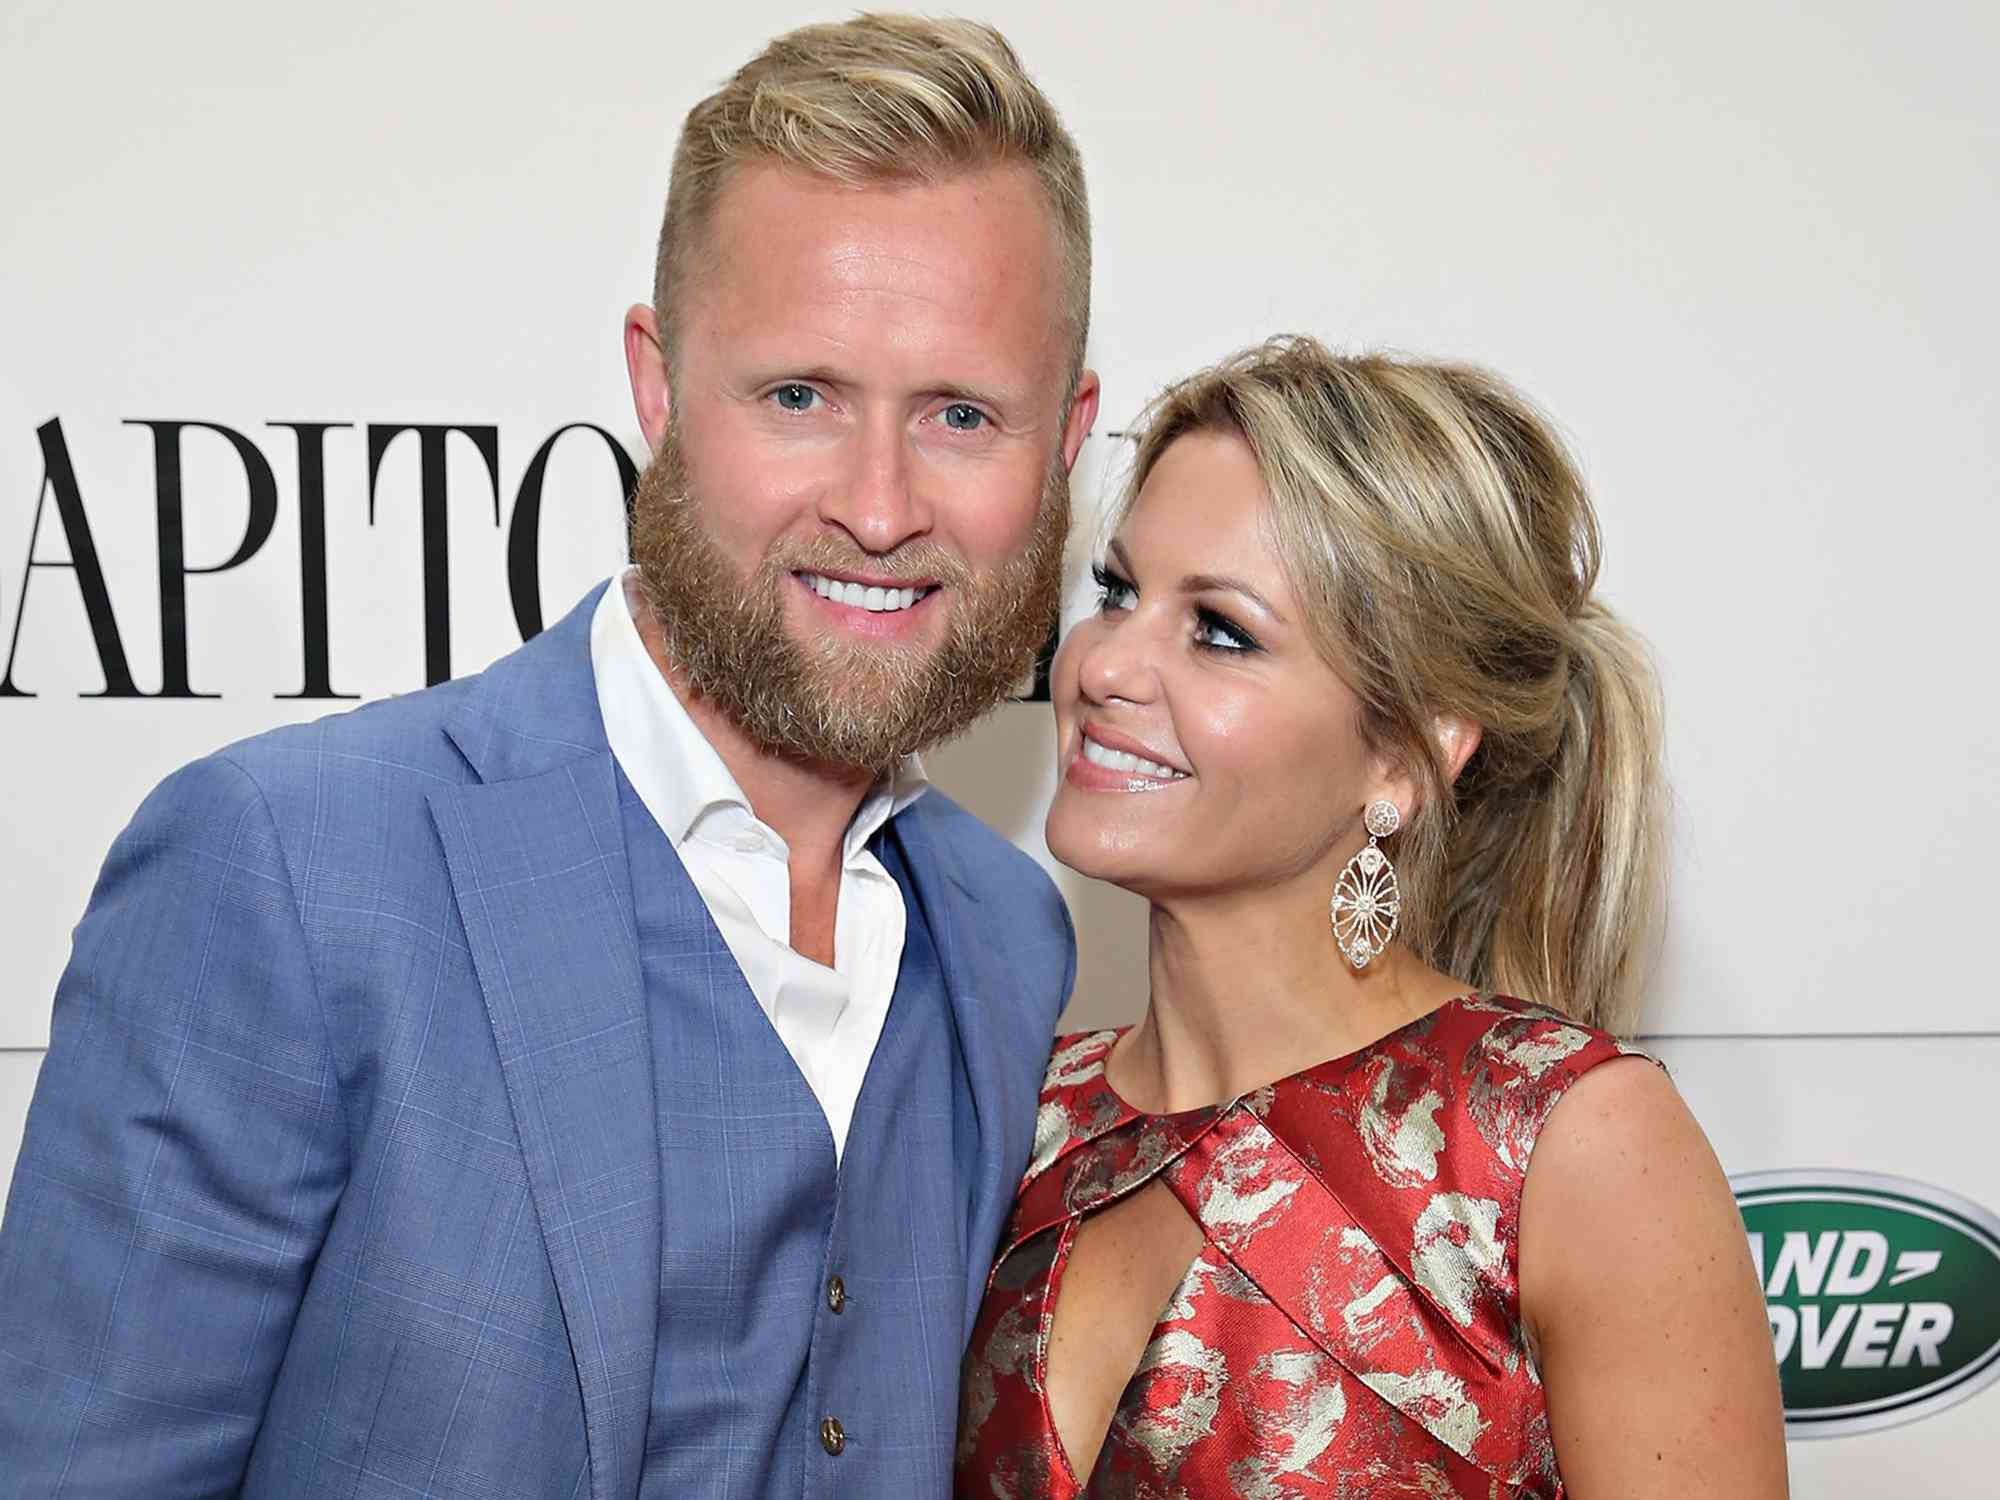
[655,13,1090,386]
[1123,337,1666,1032]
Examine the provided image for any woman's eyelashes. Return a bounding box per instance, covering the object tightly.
[1089,563,1261,655]
[1091,562,1136,612]
[1193,608,1258,653]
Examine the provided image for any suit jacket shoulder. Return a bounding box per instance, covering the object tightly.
[178,582,608,887]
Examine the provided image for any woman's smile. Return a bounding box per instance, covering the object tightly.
[1065,723,1192,791]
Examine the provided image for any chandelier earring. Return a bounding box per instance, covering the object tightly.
[1330,798,1401,969]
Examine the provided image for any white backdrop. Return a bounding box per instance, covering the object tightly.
[4,0,1996,1488]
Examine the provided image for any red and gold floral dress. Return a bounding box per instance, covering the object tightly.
[955,994,1649,1500]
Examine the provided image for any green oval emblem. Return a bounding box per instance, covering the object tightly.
[1732,1170,2000,1437]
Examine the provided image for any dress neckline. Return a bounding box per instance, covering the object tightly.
[1093,992,1478,1121]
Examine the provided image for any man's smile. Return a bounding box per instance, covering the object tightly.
[796,570,939,614]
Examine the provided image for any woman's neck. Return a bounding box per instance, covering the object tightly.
[1107,886,1470,1115]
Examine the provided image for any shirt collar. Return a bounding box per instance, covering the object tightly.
[590,566,927,856]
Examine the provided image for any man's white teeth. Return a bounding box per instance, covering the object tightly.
[1080,737,1188,781]
[801,573,930,612]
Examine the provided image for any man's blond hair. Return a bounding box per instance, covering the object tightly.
[655,13,1090,385]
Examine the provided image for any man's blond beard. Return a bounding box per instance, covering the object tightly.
[629,423,1068,775]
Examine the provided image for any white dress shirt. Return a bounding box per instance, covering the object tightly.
[590,568,927,1163]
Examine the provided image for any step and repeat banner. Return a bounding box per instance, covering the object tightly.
[4,1,1996,1489]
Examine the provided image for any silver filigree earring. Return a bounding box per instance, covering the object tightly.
[1331,799,1402,969]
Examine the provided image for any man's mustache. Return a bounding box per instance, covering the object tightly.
[763,536,973,591]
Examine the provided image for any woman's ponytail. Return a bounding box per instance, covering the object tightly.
[1447,604,1665,1032]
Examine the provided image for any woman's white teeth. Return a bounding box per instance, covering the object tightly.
[1080,737,1188,781]
[802,573,930,612]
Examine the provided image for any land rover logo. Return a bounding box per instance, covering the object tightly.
[1732,1170,2000,1437]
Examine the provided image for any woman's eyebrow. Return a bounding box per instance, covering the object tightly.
[1183,571,1284,623]
[1107,540,1286,622]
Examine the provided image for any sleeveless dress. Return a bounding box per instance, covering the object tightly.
[954,994,1651,1500]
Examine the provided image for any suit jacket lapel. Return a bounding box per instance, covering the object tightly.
[429,584,657,1500]
[893,803,1036,1345]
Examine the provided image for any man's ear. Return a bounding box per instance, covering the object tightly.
[1060,368,1101,472]
[624,303,673,452]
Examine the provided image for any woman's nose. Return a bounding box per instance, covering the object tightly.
[1070,615,1156,705]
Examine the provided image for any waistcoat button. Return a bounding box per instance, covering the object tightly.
[819,1416,846,1456]
[827,1275,847,1314]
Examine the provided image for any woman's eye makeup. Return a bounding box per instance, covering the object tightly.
[1089,562,1261,654]
[1091,562,1136,612]
[1194,607,1259,653]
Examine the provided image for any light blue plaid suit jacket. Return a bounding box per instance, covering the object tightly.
[0,582,1075,1499]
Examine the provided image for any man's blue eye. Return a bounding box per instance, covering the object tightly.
[772,384,818,412]
[942,403,985,431]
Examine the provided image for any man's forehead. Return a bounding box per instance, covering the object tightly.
[704,159,1055,255]
[681,161,1069,380]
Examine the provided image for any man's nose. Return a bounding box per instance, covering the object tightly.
[818,414,933,555]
